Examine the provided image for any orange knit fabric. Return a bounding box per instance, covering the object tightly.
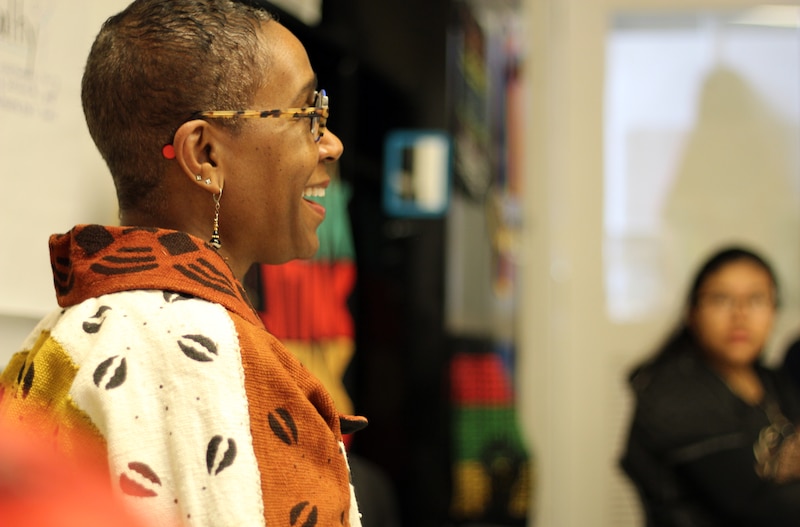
[7,224,366,526]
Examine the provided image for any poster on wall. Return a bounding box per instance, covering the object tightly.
[0,0,126,317]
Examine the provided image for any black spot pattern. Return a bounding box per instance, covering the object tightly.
[158,231,200,255]
[268,408,299,446]
[178,334,218,362]
[75,225,116,256]
[52,226,254,309]
[93,356,127,390]
[206,436,237,475]
[290,501,318,527]
[83,228,161,276]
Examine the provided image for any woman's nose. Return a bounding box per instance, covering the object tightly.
[319,129,344,162]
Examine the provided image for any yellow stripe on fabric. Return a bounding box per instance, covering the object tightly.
[0,331,107,472]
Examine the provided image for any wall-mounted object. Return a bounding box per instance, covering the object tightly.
[383,130,453,218]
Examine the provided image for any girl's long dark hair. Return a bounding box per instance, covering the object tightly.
[631,246,779,381]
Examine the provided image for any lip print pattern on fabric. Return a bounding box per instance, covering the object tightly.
[163,291,193,303]
[92,356,127,390]
[268,407,299,446]
[290,501,318,527]
[82,306,112,333]
[119,461,162,498]
[178,334,219,363]
[38,225,360,525]
[206,436,237,475]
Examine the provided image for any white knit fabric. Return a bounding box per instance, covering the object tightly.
[53,290,264,527]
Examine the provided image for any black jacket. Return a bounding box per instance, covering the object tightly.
[621,351,800,527]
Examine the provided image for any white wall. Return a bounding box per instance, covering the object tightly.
[519,1,800,526]
[0,1,129,365]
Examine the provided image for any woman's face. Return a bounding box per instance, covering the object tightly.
[218,21,344,269]
[689,259,776,371]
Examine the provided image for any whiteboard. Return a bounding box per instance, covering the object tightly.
[0,1,129,317]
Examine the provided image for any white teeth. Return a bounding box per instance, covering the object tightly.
[302,187,326,198]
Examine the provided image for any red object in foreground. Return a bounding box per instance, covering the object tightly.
[0,419,154,527]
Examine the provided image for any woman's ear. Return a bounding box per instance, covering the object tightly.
[172,120,224,194]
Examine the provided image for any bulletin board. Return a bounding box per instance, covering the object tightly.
[0,0,128,317]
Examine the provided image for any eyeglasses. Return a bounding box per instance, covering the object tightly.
[161,90,328,160]
[195,89,328,142]
[697,292,775,314]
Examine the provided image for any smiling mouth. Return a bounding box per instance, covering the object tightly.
[302,187,326,199]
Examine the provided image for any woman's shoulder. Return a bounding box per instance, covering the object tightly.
[631,352,717,402]
[50,289,238,365]
[629,353,742,446]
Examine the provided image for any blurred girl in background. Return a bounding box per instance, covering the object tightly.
[622,246,800,526]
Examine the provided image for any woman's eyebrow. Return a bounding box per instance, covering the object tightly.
[295,75,318,102]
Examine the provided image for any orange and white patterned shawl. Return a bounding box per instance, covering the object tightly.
[0,225,366,527]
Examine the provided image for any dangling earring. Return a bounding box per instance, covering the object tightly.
[209,187,223,249]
